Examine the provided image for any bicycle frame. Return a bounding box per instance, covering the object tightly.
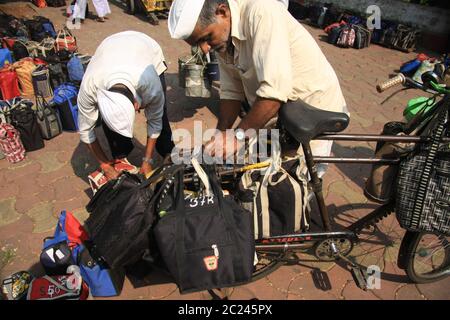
[253,132,450,251]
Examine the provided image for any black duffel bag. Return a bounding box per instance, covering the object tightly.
[153,161,255,294]
[10,100,44,152]
[85,165,180,269]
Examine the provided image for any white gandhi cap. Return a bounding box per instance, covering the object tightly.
[168,0,206,40]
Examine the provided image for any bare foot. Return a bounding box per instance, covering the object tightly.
[96,17,105,22]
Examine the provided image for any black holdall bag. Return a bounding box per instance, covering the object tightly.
[84,165,181,270]
[10,100,44,152]
[35,94,62,140]
[153,159,255,294]
[328,25,345,45]
[48,63,68,89]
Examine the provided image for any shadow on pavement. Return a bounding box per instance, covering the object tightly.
[165,73,220,123]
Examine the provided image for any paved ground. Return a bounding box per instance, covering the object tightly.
[0,1,449,300]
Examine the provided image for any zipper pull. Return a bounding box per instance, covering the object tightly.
[212,244,219,259]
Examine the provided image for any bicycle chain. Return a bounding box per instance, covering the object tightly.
[347,202,396,235]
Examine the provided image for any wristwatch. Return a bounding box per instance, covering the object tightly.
[142,157,155,165]
[235,128,246,141]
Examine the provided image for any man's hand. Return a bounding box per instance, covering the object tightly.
[139,161,153,177]
[204,131,241,160]
[100,162,121,180]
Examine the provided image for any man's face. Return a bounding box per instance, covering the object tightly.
[186,4,232,54]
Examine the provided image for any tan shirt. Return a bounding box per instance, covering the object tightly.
[219,0,346,110]
[218,0,348,156]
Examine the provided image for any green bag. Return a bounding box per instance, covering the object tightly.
[404,96,435,122]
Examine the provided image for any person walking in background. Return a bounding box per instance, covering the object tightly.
[72,0,111,23]
[92,0,111,22]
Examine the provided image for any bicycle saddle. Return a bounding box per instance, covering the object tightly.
[279,100,350,144]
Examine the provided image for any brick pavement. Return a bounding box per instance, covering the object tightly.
[0,1,449,300]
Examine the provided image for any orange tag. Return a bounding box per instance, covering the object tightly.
[203,256,218,271]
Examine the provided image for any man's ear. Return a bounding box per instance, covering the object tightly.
[133,100,140,111]
[215,3,230,17]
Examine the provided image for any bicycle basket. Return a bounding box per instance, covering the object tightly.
[396,104,450,236]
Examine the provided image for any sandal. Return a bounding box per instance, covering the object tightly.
[96,17,105,22]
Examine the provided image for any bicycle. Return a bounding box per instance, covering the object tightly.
[184,69,450,290]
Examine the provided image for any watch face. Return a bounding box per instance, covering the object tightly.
[236,130,245,140]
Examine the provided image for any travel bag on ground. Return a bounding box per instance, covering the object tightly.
[40,210,88,275]
[1,271,33,300]
[0,122,26,163]
[35,94,62,140]
[72,243,125,297]
[0,48,13,68]
[153,160,255,294]
[13,58,36,96]
[0,66,20,100]
[27,273,89,300]
[56,27,77,53]
[32,64,53,97]
[9,99,44,151]
[52,82,79,131]
[84,165,178,269]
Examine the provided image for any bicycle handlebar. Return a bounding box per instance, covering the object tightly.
[376,74,406,93]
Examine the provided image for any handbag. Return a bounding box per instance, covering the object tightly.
[153,160,255,294]
[32,65,53,98]
[35,94,62,140]
[10,99,45,152]
[56,27,77,53]
[396,104,450,236]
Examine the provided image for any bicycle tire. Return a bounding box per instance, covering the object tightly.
[251,250,287,281]
[402,230,450,283]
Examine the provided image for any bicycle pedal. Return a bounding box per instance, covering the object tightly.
[350,266,368,291]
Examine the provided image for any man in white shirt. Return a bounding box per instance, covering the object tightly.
[78,31,174,179]
[168,0,347,161]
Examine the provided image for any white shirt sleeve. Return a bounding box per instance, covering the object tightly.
[77,88,98,144]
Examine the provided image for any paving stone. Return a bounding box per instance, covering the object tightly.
[416,277,450,300]
[25,202,56,234]
[36,151,66,173]
[0,198,21,228]
[14,194,41,214]
[395,284,426,300]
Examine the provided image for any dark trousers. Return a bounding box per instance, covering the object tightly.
[102,73,174,159]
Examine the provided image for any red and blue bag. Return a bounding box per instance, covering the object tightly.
[72,244,125,297]
[40,210,88,275]
[40,210,124,297]
[27,271,89,300]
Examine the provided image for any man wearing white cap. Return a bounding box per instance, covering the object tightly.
[168,0,347,161]
[78,31,174,179]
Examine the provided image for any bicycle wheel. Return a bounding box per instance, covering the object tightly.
[402,231,450,283]
[252,250,287,281]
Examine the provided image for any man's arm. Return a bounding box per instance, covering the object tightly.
[237,97,281,131]
[140,136,157,176]
[78,90,120,179]
[216,99,242,131]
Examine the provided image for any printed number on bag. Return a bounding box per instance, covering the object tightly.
[185,195,214,208]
